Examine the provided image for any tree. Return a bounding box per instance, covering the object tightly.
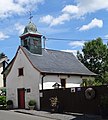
[77,37,108,85]
[0,52,5,59]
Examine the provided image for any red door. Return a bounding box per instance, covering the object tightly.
[18,88,25,109]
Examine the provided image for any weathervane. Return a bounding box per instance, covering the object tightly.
[29,11,33,23]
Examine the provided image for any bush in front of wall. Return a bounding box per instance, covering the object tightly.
[0,96,6,109]
[28,100,36,106]
[28,100,36,110]
[6,100,13,109]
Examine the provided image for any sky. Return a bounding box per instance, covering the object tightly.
[0,0,108,60]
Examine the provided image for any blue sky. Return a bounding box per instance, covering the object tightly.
[0,0,108,60]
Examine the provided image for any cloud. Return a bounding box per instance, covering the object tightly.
[79,18,103,31]
[0,0,44,19]
[50,14,71,26]
[76,0,108,16]
[40,14,71,26]
[40,8,72,26]
[40,0,108,26]
[62,5,79,14]
[15,23,25,34]
[0,32,9,40]
[104,34,108,38]
[69,41,85,48]
[40,15,54,24]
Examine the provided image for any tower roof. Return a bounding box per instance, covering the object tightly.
[20,21,41,37]
[23,22,37,34]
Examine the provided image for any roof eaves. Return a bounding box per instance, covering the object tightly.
[20,32,42,38]
[41,71,96,76]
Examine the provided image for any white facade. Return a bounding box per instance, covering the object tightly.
[6,48,41,109]
[39,75,82,90]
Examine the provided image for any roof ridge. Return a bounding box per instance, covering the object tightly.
[42,48,74,54]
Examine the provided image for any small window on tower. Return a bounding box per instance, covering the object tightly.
[24,40,27,46]
[33,40,38,46]
[18,68,24,76]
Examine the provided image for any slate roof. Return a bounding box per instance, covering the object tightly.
[21,46,96,76]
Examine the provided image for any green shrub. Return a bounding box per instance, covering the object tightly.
[6,100,13,105]
[0,96,6,106]
[28,100,36,106]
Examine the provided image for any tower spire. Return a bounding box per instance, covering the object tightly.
[29,11,33,23]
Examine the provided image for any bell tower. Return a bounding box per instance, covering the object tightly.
[20,21,42,54]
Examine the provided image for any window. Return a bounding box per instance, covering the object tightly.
[18,68,24,76]
[61,79,66,88]
[33,40,38,46]
[26,88,31,93]
[24,40,27,45]
[24,40,28,49]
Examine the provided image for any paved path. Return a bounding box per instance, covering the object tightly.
[0,110,52,120]
[11,109,102,120]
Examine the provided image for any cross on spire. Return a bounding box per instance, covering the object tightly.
[29,11,33,23]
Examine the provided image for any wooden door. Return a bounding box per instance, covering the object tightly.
[18,88,25,109]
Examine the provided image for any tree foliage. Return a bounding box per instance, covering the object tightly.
[0,52,5,59]
[77,38,108,85]
[0,96,6,106]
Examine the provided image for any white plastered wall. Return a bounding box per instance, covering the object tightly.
[6,48,41,109]
[39,74,82,90]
